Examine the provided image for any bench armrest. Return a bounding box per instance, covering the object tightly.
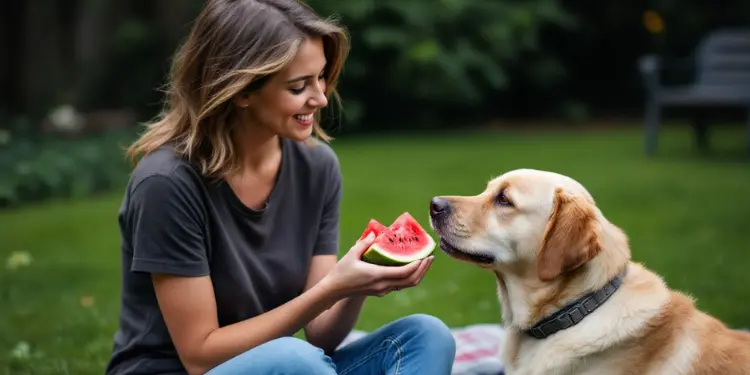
[638,54,660,75]
[637,54,696,90]
[638,54,661,90]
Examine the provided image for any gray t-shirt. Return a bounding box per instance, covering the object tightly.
[105,137,342,375]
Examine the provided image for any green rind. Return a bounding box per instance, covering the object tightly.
[361,235,436,266]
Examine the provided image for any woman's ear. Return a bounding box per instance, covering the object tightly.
[536,188,603,281]
[232,92,251,109]
[231,73,272,110]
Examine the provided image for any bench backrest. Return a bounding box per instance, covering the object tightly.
[696,28,750,86]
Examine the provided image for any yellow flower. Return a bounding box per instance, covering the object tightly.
[0,129,10,145]
[80,295,95,308]
[6,251,32,270]
[10,341,31,360]
[643,10,664,34]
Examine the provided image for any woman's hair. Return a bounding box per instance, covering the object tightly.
[126,0,350,178]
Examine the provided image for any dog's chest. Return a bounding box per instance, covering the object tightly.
[503,333,633,375]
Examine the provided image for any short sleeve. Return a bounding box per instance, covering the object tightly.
[127,174,209,276]
[313,153,342,256]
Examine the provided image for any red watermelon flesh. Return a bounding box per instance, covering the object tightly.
[359,219,388,241]
[360,212,436,266]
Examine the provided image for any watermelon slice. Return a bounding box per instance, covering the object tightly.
[359,212,436,266]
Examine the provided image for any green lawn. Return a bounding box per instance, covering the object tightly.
[2,125,749,374]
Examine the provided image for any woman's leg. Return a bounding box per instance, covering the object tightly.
[331,313,456,375]
[205,336,337,375]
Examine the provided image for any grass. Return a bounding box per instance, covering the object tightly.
[1,124,749,374]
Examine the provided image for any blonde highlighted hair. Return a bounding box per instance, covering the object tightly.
[126,0,349,178]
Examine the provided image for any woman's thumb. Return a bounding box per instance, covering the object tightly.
[352,232,376,257]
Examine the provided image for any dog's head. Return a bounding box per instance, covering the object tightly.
[429,168,616,281]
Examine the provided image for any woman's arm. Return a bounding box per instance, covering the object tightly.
[153,271,344,375]
[156,237,428,375]
[125,174,357,375]
[302,255,367,354]
[301,147,370,352]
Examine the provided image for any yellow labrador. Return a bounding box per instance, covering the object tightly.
[429,168,750,375]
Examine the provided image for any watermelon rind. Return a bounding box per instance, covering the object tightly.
[361,235,436,266]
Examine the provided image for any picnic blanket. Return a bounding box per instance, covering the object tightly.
[338,324,507,375]
[339,325,750,375]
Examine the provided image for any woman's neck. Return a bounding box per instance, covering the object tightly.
[233,122,282,174]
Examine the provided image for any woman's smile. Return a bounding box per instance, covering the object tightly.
[294,112,314,127]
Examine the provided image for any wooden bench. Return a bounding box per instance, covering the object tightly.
[638,28,750,156]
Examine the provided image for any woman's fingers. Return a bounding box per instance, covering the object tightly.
[369,256,434,296]
[401,256,432,283]
[347,232,376,259]
[364,258,422,280]
[405,257,433,287]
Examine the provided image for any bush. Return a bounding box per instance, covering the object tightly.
[0,122,137,209]
[308,0,576,131]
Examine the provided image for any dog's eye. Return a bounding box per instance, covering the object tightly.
[495,191,513,207]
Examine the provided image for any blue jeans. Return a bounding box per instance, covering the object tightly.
[205,314,456,375]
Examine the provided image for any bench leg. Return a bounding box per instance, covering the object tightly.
[644,99,661,156]
[692,112,709,153]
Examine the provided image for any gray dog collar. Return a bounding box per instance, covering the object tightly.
[523,267,628,339]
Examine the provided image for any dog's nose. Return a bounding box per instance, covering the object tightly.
[430,197,451,216]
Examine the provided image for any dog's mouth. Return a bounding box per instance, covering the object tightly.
[438,238,495,265]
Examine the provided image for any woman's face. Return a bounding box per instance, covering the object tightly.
[235,36,329,142]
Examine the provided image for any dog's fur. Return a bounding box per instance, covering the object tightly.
[429,168,750,375]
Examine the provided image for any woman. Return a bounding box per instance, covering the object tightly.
[105,0,456,374]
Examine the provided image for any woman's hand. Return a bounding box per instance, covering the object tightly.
[320,233,434,299]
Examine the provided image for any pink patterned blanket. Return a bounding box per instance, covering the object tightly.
[339,324,506,375]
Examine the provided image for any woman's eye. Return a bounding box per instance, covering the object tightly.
[290,74,326,95]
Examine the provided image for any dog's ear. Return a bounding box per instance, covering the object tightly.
[536,188,603,281]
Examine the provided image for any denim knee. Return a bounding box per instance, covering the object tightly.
[261,337,335,374]
[208,336,335,375]
[397,314,456,355]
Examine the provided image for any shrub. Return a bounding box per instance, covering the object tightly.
[0,121,136,209]
[308,0,576,131]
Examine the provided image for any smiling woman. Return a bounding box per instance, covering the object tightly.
[107,1,455,375]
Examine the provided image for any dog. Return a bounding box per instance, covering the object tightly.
[429,168,750,375]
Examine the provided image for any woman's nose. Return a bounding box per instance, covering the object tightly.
[308,79,328,108]
[309,91,328,108]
